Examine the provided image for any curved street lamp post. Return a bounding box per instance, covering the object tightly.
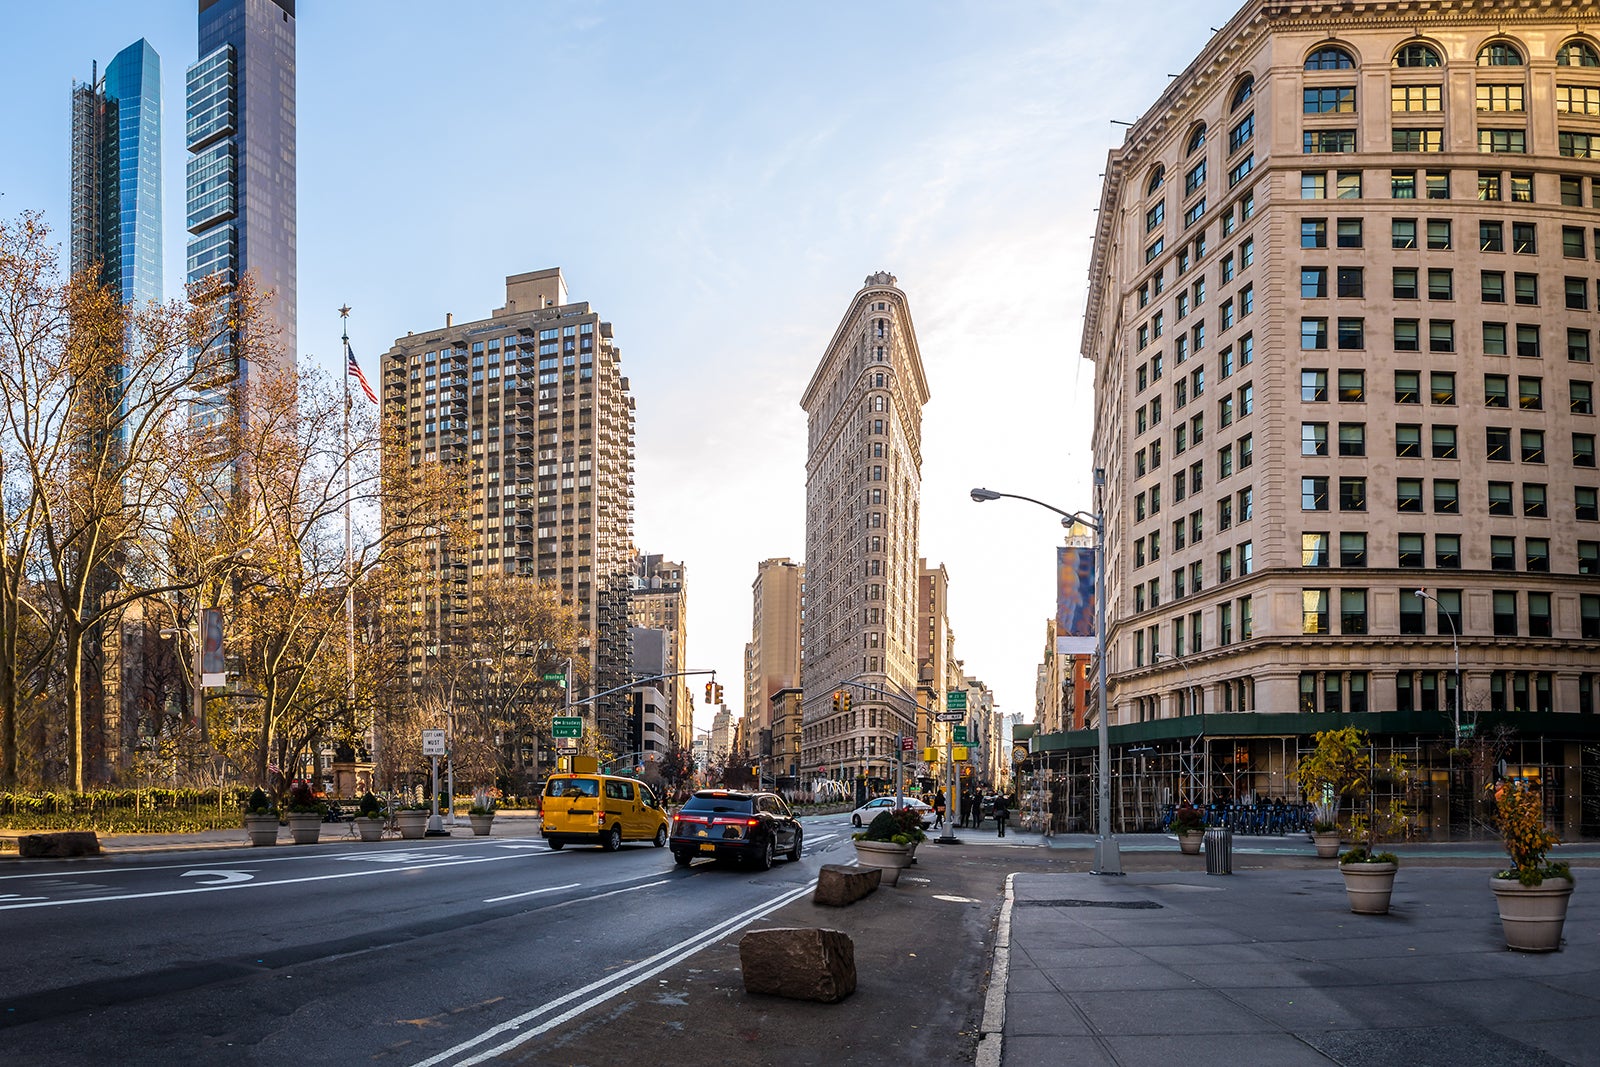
[971,485,1121,875]
[1413,589,1463,749]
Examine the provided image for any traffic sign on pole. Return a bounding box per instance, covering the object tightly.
[552,716,582,738]
[422,729,446,756]
[542,672,566,683]
[952,725,968,743]
[936,711,965,723]
[1458,722,1476,739]
[900,735,914,752]
[946,690,967,712]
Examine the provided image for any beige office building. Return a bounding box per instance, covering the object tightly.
[381,269,638,755]
[744,558,804,776]
[1061,0,1600,836]
[629,554,692,750]
[800,272,931,787]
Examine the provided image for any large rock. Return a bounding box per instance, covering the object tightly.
[813,863,880,907]
[19,831,101,858]
[739,927,856,1003]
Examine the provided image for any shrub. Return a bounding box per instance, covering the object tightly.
[285,781,326,815]
[356,792,384,819]
[244,787,275,816]
[856,807,926,845]
[1492,780,1571,887]
[1171,803,1204,834]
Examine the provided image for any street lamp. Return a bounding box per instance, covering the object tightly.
[1413,590,1462,749]
[159,546,255,746]
[970,484,1121,875]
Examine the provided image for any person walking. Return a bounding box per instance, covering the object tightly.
[933,788,946,829]
[993,792,1010,837]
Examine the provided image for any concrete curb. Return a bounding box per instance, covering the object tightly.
[974,871,1015,1067]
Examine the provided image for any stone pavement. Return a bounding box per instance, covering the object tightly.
[980,838,1600,1067]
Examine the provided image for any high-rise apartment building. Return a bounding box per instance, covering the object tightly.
[800,272,930,789]
[745,558,804,774]
[186,0,296,418]
[629,554,690,749]
[381,269,637,755]
[1072,0,1600,836]
[72,39,162,307]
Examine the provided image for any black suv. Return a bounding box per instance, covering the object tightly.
[669,790,803,870]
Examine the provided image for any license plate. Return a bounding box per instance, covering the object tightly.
[699,843,716,853]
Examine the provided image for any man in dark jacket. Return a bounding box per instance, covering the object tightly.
[993,792,1010,837]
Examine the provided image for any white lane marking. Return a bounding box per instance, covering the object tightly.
[482,882,581,904]
[543,879,668,907]
[333,851,460,864]
[412,879,818,1067]
[180,870,255,885]
[0,893,49,903]
[0,849,563,911]
[0,839,516,882]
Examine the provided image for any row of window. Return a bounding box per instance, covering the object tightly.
[1301,368,1597,406]
[1304,39,1599,70]
[1300,317,1593,359]
[1301,267,1600,307]
[1300,475,1600,518]
[1301,169,1600,206]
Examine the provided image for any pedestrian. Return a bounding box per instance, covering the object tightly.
[933,788,946,829]
[993,792,1010,837]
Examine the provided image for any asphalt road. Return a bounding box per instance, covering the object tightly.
[0,815,870,1065]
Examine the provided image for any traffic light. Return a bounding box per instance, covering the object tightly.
[841,690,852,714]
[831,690,843,714]
[713,683,724,704]
[704,681,714,704]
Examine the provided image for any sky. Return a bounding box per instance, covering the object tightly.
[2,0,1239,735]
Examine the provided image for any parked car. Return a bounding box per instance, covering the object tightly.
[540,772,669,851]
[669,789,803,870]
[850,795,936,829]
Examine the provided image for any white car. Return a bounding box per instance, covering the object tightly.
[850,795,937,829]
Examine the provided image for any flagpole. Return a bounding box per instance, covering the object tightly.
[340,305,356,767]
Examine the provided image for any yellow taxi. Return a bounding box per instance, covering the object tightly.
[539,770,669,852]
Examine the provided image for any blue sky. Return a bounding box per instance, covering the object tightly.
[3,1,1238,734]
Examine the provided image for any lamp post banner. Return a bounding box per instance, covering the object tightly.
[201,608,225,676]
[1055,547,1096,653]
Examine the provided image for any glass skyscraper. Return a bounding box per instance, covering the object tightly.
[186,0,297,414]
[71,38,162,307]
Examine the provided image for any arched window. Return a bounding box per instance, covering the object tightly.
[1185,124,1206,155]
[1393,42,1442,68]
[1558,39,1600,67]
[1147,166,1165,195]
[1229,75,1254,112]
[1477,41,1524,66]
[1305,46,1356,70]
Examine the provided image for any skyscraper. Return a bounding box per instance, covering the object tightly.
[629,554,691,749]
[800,272,930,792]
[71,38,162,307]
[745,557,804,775]
[1075,0,1600,835]
[382,269,638,757]
[186,0,296,415]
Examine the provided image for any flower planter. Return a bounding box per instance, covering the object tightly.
[355,816,385,842]
[1178,830,1204,855]
[1312,831,1342,859]
[397,810,429,840]
[243,814,279,847]
[469,814,495,837]
[853,839,915,886]
[1339,861,1398,914]
[1491,876,1574,952]
[287,813,322,845]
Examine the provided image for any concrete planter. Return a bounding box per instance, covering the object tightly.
[469,813,495,836]
[1491,876,1574,952]
[1178,830,1205,855]
[1339,861,1398,914]
[853,839,914,886]
[287,813,322,845]
[243,814,279,847]
[355,816,385,842]
[1312,831,1342,858]
[396,810,429,840]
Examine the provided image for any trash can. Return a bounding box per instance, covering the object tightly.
[1203,827,1232,875]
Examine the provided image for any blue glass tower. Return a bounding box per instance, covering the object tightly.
[186,0,296,415]
[71,38,162,306]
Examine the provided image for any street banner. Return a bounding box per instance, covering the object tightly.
[1056,546,1096,653]
[201,607,226,683]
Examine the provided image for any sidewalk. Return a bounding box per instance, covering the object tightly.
[984,857,1600,1067]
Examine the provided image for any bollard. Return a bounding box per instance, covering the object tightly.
[1203,826,1232,875]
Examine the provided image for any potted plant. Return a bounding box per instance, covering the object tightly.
[242,787,279,847]
[396,798,431,840]
[354,792,387,842]
[1489,779,1574,952]
[468,787,497,836]
[851,807,925,886]
[284,781,326,844]
[1294,727,1368,859]
[1171,802,1206,854]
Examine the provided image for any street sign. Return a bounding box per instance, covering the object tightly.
[936,711,965,723]
[552,716,582,738]
[952,725,968,743]
[542,673,567,683]
[422,729,446,756]
[1458,723,1476,739]
[900,735,914,752]
[946,690,967,712]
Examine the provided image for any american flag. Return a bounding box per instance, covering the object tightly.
[346,342,378,404]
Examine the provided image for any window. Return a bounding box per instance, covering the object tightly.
[1585,596,1600,641]
[1337,218,1363,248]
[1341,589,1368,634]
[1339,423,1366,457]
[1238,433,1253,467]
[1431,371,1456,405]
[1397,477,1423,511]
[1434,478,1459,513]
[1392,217,1418,249]
[1432,425,1458,459]
[1574,380,1594,415]
[1303,476,1328,510]
[1302,589,1330,634]
[1302,531,1329,567]
[1519,376,1543,410]
[1303,369,1328,402]
[1338,318,1365,349]
[1427,218,1452,249]
[1428,269,1453,300]
[1302,318,1328,349]
[1488,480,1513,515]
[1230,76,1255,111]
[1484,322,1508,355]
[1186,124,1207,155]
[1306,46,1356,70]
[1580,486,1600,521]
[1430,320,1455,352]
[1517,324,1540,358]
[1436,534,1461,569]
[1512,222,1536,254]
[1228,155,1255,188]
[1146,202,1165,232]
[1529,592,1552,638]
[1570,329,1592,363]
[1490,535,1516,570]
[1510,173,1533,202]
[1229,112,1255,153]
[1567,277,1590,310]
[1481,221,1504,252]
[1477,42,1525,66]
[1395,43,1442,67]
[1338,369,1365,401]
[1481,270,1506,302]
[1305,86,1356,113]
[1477,84,1526,111]
[1393,128,1443,152]
[1563,225,1587,258]
[1558,40,1600,67]
[1184,199,1207,228]
[1563,175,1586,205]
[1524,480,1547,516]
[1392,170,1417,198]
[1302,218,1327,247]
[1426,170,1451,198]
[1484,374,1509,408]
[1395,370,1420,404]
[1305,129,1356,154]
[1558,85,1600,115]
[1392,85,1442,111]
[1394,319,1420,351]
[1559,131,1596,158]
[1339,476,1367,511]
[1301,268,1327,298]
[1493,591,1518,636]
[1302,422,1329,456]
[1335,267,1363,298]
[1396,424,1421,457]
[1526,538,1550,572]
[1582,542,1600,574]
[1398,533,1424,568]
[1486,426,1511,461]
[1394,267,1419,299]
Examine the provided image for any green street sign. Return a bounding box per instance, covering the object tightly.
[946,690,967,712]
[543,673,567,683]
[552,716,582,738]
[952,725,968,743]
[1458,723,1476,739]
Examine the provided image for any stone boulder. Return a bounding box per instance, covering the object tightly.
[19,831,101,858]
[739,927,856,1003]
[813,863,880,907]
